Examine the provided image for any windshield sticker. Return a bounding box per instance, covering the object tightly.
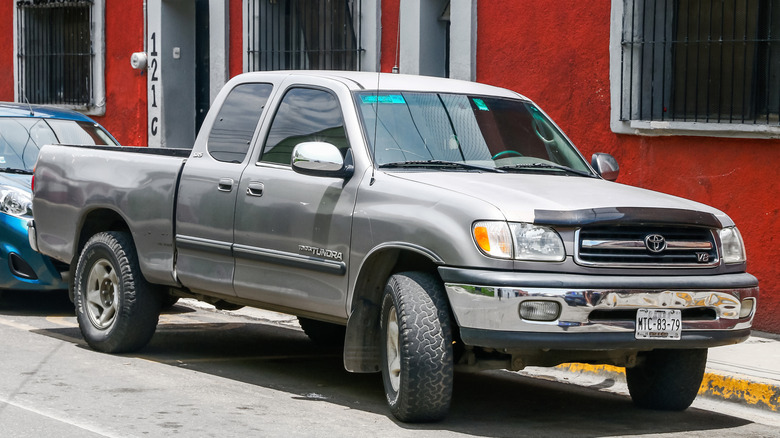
[0,157,5,164]
[473,98,490,111]
[361,94,406,104]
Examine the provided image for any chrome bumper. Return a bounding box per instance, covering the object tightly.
[439,268,758,349]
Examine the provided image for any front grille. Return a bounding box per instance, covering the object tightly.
[575,226,719,268]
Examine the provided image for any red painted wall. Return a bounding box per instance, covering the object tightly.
[0,2,13,101]
[380,0,400,73]
[229,0,243,79]
[95,0,147,146]
[381,1,779,333]
[0,2,147,146]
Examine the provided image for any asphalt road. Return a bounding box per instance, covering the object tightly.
[0,290,777,438]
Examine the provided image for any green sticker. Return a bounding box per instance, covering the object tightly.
[473,98,489,111]
[361,94,406,104]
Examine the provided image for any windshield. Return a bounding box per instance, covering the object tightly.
[355,92,593,176]
[0,117,116,172]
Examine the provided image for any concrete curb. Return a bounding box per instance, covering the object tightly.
[555,363,780,412]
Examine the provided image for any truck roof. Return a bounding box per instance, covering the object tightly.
[236,70,527,100]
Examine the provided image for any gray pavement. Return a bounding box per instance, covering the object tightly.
[191,300,780,414]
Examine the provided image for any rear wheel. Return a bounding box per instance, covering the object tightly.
[626,349,707,410]
[74,231,161,353]
[380,272,453,422]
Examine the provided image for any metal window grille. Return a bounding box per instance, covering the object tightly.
[16,0,94,107]
[620,0,780,125]
[246,0,363,71]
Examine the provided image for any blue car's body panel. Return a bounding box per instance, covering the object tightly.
[0,102,117,291]
[0,206,66,290]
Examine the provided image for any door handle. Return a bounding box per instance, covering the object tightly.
[218,178,234,192]
[246,182,264,197]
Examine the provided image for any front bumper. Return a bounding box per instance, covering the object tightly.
[439,267,758,350]
[1,216,67,291]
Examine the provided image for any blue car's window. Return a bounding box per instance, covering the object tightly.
[47,119,117,147]
[0,118,58,171]
[0,117,116,172]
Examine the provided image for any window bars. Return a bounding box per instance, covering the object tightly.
[246,0,363,71]
[16,0,94,107]
[620,0,780,125]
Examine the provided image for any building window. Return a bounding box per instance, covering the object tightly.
[15,0,105,114]
[244,0,363,71]
[613,0,780,136]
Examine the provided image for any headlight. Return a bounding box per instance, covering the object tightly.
[510,223,566,261]
[473,221,565,262]
[0,186,33,218]
[719,227,746,264]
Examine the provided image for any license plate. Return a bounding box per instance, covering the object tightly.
[635,308,682,340]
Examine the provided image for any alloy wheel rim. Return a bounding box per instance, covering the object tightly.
[85,259,119,330]
[385,306,401,392]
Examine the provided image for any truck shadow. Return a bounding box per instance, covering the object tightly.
[0,289,74,317]
[16,299,754,437]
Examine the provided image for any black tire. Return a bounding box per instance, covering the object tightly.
[626,348,707,411]
[73,231,161,353]
[298,317,346,346]
[380,272,453,423]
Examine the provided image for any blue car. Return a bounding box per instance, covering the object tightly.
[0,102,118,292]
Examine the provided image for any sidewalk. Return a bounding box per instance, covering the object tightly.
[537,331,780,412]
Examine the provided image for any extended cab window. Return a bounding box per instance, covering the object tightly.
[207,83,273,163]
[261,88,348,166]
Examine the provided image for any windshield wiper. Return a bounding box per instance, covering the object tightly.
[497,162,594,178]
[0,167,33,175]
[380,160,504,173]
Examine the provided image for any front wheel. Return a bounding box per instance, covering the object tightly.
[626,349,707,410]
[74,231,161,353]
[380,272,453,422]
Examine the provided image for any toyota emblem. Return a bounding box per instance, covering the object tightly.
[644,234,667,253]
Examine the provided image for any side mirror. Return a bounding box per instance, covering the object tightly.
[591,153,619,182]
[291,142,354,179]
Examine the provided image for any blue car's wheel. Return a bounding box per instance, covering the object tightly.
[73,231,161,353]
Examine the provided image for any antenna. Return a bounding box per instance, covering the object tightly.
[392,5,400,74]
[23,96,33,116]
[371,71,380,185]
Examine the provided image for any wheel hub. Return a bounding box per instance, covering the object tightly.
[85,258,120,330]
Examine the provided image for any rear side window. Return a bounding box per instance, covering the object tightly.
[208,83,273,163]
[261,87,348,166]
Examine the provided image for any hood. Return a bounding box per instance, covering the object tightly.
[0,172,33,192]
[387,171,732,228]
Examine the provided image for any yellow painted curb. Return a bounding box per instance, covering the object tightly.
[555,363,780,412]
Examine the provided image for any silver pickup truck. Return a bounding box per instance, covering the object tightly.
[29,71,758,422]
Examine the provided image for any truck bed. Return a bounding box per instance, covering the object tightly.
[32,144,190,286]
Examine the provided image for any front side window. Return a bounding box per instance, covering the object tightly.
[0,118,116,172]
[617,0,780,129]
[356,92,593,176]
[262,88,348,165]
[15,0,105,113]
[207,83,273,163]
